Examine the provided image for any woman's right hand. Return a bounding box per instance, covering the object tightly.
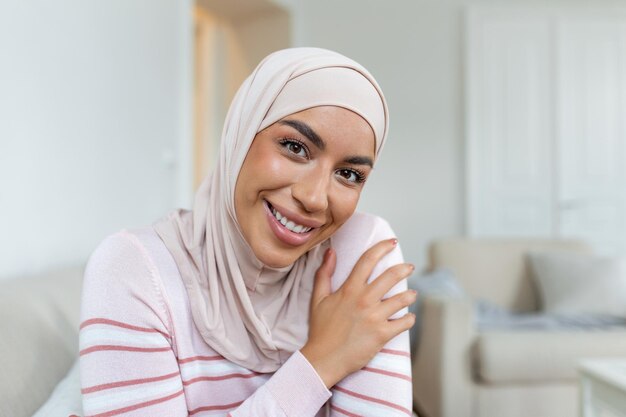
[300,238,417,389]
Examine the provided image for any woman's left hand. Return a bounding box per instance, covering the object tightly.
[300,239,416,389]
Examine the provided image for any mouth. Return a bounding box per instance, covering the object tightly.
[264,200,319,246]
[268,202,313,234]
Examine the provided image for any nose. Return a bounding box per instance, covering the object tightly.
[292,170,329,213]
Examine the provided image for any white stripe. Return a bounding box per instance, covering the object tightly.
[180,361,257,381]
[82,376,182,415]
[333,391,409,417]
[366,354,411,376]
[80,326,170,350]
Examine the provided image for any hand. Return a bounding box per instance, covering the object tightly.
[300,238,416,389]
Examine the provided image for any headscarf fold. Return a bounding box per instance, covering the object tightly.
[153,47,389,372]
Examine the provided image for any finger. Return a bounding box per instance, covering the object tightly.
[311,248,336,306]
[384,312,416,340]
[366,263,414,303]
[346,238,398,288]
[377,289,417,319]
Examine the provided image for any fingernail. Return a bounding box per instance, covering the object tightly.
[324,248,331,260]
[408,264,415,271]
[390,238,398,246]
[410,289,417,295]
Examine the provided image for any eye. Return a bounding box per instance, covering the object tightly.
[279,138,308,158]
[336,168,366,184]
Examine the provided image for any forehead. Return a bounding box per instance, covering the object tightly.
[278,106,376,156]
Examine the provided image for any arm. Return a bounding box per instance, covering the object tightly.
[80,231,331,417]
[230,350,330,417]
[79,231,187,417]
[329,217,413,417]
[412,296,476,417]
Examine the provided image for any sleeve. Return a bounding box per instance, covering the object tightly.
[229,350,331,417]
[79,231,188,417]
[329,215,414,417]
[80,231,332,417]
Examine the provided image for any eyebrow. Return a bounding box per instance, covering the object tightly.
[279,119,325,150]
[279,119,374,168]
[344,156,374,168]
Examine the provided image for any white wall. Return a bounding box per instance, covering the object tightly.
[284,0,626,270]
[0,0,193,279]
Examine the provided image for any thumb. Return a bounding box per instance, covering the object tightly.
[312,248,336,306]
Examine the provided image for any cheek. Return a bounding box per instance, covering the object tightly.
[263,154,290,178]
[238,147,287,201]
[330,189,361,224]
[254,150,304,192]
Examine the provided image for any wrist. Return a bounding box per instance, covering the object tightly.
[300,345,345,389]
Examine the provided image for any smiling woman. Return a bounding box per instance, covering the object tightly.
[79,48,415,417]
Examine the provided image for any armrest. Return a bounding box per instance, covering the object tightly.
[412,295,477,417]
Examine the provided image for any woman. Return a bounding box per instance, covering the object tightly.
[79,47,416,417]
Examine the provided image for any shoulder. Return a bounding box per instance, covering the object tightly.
[81,227,174,335]
[330,211,397,255]
[82,227,166,307]
[329,212,404,289]
[85,228,156,280]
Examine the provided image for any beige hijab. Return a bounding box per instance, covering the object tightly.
[153,47,389,372]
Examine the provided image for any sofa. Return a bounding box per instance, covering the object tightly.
[411,238,626,417]
[0,264,85,417]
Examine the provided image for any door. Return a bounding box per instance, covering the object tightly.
[466,8,554,237]
[556,16,626,256]
[467,6,626,257]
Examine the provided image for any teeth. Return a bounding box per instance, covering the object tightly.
[269,205,312,234]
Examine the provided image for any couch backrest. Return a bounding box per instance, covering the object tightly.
[427,238,592,312]
[0,264,85,417]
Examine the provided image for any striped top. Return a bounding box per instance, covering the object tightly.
[79,212,412,417]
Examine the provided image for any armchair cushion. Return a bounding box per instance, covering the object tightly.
[476,329,626,383]
[528,251,626,317]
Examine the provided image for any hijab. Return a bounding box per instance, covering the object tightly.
[153,47,389,372]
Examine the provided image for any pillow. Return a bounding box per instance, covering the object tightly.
[527,251,626,317]
[32,359,83,417]
[407,268,465,355]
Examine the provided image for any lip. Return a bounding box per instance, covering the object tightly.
[265,200,325,229]
[263,200,321,246]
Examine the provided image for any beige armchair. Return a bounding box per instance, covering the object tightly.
[411,238,626,417]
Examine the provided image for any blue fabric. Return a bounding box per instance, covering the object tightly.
[475,299,626,331]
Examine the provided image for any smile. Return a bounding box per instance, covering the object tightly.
[263,200,319,246]
[269,206,312,234]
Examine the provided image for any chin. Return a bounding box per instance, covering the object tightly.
[256,248,300,268]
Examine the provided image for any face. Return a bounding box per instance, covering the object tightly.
[234,106,376,268]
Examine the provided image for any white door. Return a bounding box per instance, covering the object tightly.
[556,16,626,256]
[467,7,626,257]
[466,10,554,237]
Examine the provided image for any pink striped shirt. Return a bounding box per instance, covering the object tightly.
[79,212,412,417]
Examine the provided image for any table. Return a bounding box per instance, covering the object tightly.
[579,358,626,417]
